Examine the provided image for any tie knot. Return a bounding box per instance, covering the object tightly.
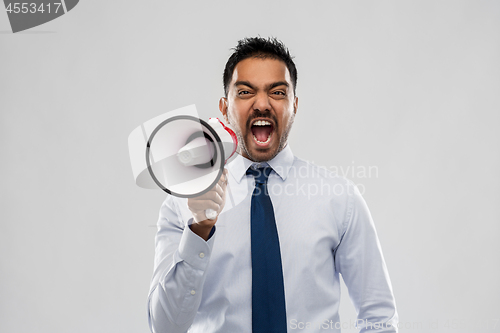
[246,167,272,184]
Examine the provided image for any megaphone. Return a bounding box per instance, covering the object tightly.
[128,105,238,219]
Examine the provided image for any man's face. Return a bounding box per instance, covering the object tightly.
[220,57,298,162]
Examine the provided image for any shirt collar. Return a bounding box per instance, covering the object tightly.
[227,145,294,183]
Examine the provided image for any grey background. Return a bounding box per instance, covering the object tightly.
[1,1,499,332]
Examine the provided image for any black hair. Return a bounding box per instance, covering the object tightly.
[223,37,297,96]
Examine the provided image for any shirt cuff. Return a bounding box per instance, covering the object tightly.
[178,222,216,271]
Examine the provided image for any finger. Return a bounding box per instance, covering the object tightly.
[214,183,225,198]
[220,169,228,184]
[218,175,227,187]
[192,183,222,200]
[189,193,223,210]
[190,199,221,212]
[191,190,223,206]
[209,190,224,205]
[201,187,223,204]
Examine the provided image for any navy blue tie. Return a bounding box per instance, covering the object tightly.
[246,167,287,333]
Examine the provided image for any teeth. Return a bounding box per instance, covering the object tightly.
[253,120,272,126]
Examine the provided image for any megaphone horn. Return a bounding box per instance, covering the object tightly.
[128,105,238,220]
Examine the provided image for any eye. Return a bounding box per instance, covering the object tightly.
[272,91,286,96]
[238,90,250,95]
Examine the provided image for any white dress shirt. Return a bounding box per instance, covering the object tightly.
[148,145,398,333]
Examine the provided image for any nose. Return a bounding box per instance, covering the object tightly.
[252,91,271,113]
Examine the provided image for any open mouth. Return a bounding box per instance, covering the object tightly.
[251,119,274,145]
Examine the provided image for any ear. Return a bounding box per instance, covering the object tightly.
[219,97,229,123]
[293,96,298,115]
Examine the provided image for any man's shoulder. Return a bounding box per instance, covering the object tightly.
[281,155,360,201]
[290,156,354,184]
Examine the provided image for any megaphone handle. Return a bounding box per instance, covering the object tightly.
[205,209,217,220]
[204,179,230,221]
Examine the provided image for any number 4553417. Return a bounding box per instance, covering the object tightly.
[6,2,62,14]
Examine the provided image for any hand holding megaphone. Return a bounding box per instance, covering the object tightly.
[187,169,228,240]
[174,118,235,221]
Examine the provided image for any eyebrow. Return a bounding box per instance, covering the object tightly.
[269,81,289,90]
[234,81,256,90]
[234,80,289,91]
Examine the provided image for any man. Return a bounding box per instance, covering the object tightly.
[148,37,398,332]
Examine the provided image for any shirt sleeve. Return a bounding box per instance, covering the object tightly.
[334,184,399,333]
[147,196,215,333]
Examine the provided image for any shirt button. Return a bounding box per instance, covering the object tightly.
[199,252,205,258]
[190,290,196,295]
